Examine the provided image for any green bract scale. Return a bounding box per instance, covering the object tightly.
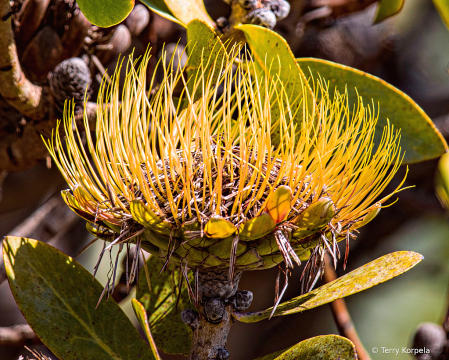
[46,47,405,289]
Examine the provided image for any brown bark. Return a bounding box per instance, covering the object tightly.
[190,302,233,360]
[0,0,49,120]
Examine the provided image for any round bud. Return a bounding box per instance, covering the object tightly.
[216,17,229,29]
[49,57,91,112]
[270,0,290,21]
[412,322,446,360]
[181,309,199,328]
[204,298,226,324]
[235,290,253,311]
[238,0,258,10]
[217,348,230,360]
[246,9,276,29]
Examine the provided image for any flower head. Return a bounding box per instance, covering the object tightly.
[47,47,404,291]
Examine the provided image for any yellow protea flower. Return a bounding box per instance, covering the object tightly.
[46,47,404,294]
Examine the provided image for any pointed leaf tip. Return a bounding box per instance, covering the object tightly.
[131,299,161,360]
[373,0,404,24]
[234,251,423,323]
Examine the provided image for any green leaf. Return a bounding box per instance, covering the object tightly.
[297,58,448,164]
[137,256,195,355]
[255,335,356,360]
[77,0,134,27]
[234,251,423,323]
[373,0,404,24]
[235,24,315,147]
[141,0,215,28]
[186,20,226,101]
[433,0,449,30]
[3,236,155,360]
[131,299,162,360]
[436,152,449,210]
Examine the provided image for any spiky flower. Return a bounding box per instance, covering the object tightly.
[46,47,404,295]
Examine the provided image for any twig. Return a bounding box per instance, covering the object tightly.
[0,324,40,347]
[0,0,49,119]
[323,253,371,360]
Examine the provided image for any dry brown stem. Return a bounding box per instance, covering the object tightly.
[0,0,49,120]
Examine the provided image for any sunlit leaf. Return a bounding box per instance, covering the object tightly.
[131,299,162,360]
[234,251,423,323]
[77,0,134,27]
[136,256,195,355]
[235,24,315,147]
[186,20,226,101]
[3,236,154,359]
[433,0,449,30]
[373,0,404,24]
[436,152,449,210]
[141,0,214,28]
[297,58,448,164]
[255,335,356,360]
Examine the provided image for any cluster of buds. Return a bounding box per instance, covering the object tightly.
[218,0,290,31]
[47,46,404,298]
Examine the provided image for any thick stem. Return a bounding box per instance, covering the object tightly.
[190,302,233,360]
[0,0,49,119]
[185,269,246,360]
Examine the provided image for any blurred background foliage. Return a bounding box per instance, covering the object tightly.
[2,0,449,359]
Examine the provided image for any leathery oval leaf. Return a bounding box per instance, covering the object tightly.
[186,20,226,103]
[291,198,334,239]
[265,185,292,223]
[3,236,155,359]
[433,0,449,30]
[239,212,276,241]
[141,0,215,28]
[205,215,237,238]
[254,335,356,360]
[233,251,423,322]
[137,256,195,355]
[373,0,404,24]
[77,0,134,27]
[131,299,162,360]
[130,200,173,236]
[297,58,448,164]
[235,24,315,148]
